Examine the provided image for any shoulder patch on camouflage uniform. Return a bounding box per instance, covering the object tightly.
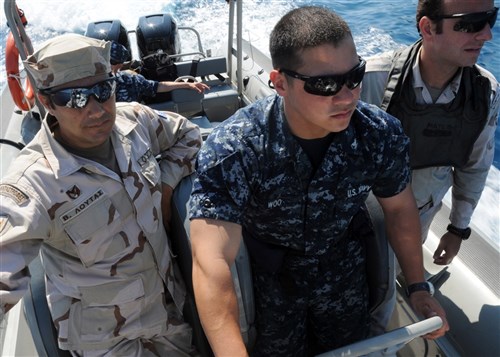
[0,184,29,205]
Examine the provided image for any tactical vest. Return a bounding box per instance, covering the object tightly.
[381,40,491,169]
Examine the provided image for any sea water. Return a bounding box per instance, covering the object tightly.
[0,0,498,242]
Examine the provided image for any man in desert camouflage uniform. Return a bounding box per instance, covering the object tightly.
[0,34,201,356]
[189,6,448,357]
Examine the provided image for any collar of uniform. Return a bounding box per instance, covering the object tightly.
[39,117,85,178]
[273,95,297,160]
[38,114,133,178]
[412,49,463,104]
[112,111,137,137]
[275,96,360,161]
[339,107,370,157]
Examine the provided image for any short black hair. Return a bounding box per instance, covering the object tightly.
[416,0,445,34]
[269,6,352,70]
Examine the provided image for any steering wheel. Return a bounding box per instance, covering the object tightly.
[174,75,198,82]
[315,316,444,357]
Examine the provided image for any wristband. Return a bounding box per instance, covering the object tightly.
[447,224,471,240]
[406,281,434,297]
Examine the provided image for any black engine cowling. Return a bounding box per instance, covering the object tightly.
[85,19,132,62]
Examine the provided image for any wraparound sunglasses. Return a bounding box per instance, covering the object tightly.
[42,78,117,109]
[279,57,366,97]
[432,7,498,33]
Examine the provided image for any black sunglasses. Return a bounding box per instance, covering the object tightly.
[280,57,366,96]
[433,7,498,33]
[43,78,117,109]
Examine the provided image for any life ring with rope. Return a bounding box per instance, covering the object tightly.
[5,8,35,111]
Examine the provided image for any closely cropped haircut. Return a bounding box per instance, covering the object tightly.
[416,0,445,34]
[269,6,352,70]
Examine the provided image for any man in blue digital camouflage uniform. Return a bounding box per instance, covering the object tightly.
[189,6,449,357]
[109,41,209,103]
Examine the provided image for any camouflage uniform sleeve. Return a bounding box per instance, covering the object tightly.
[370,111,411,198]
[450,77,499,228]
[134,74,159,99]
[189,154,251,224]
[140,105,202,189]
[189,125,258,224]
[0,182,48,318]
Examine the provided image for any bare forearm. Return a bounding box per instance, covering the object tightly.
[378,187,450,337]
[157,81,187,92]
[386,207,425,284]
[378,187,425,284]
[190,219,247,356]
[192,261,248,356]
[157,81,209,93]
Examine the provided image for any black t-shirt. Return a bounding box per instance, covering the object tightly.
[294,132,336,171]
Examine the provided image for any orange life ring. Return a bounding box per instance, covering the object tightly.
[6,31,35,111]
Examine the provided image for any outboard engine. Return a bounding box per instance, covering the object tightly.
[85,19,132,62]
[136,13,181,81]
[136,13,181,58]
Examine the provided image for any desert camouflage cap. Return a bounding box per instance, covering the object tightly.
[24,33,111,90]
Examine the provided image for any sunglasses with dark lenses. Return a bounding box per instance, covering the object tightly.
[44,78,117,109]
[280,57,366,96]
[434,7,498,33]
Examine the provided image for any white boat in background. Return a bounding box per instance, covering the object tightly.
[1,0,498,356]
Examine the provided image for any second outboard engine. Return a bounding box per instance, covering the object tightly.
[136,13,181,81]
[85,19,132,62]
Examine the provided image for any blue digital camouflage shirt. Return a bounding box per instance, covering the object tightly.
[115,71,158,102]
[189,95,411,354]
[189,95,410,256]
